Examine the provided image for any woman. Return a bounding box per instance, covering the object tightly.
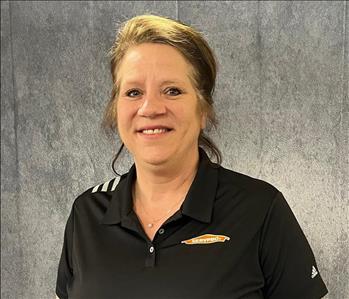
[56,14,328,299]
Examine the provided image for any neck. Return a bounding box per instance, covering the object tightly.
[133,148,200,209]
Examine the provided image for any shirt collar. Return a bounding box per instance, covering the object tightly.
[100,148,219,225]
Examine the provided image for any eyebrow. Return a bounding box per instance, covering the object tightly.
[121,79,186,87]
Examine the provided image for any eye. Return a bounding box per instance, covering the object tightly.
[165,87,182,96]
[126,89,141,98]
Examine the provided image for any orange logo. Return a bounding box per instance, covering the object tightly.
[181,234,230,245]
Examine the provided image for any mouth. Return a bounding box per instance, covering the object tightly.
[136,126,173,136]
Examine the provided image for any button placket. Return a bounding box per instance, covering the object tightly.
[145,243,156,268]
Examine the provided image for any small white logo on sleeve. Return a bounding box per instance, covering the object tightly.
[311,266,318,278]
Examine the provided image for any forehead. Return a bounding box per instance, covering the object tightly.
[118,43,193,85]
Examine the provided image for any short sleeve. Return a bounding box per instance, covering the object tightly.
[260,192,328,299]
[56,207,74,299]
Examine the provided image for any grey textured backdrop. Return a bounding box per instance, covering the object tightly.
[1,1,348,299]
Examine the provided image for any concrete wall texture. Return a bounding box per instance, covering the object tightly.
[1,1,348,298]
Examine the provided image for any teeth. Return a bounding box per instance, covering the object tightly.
[142,128,167,134]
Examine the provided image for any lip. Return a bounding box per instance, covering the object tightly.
[136,125,173,139]
[136,125,173,132]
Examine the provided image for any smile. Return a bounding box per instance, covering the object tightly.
[136,126,173,137]
[141,128,169,135]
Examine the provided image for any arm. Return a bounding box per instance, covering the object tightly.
[260,192,328,299]
[55,207,74,299]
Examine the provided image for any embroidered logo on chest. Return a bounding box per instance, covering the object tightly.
[181,234,230,245]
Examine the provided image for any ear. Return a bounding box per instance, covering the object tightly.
[200,111,207,130]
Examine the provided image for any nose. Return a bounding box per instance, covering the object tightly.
[137,92,166,118]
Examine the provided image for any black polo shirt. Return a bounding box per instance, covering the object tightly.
[56,149,328,299]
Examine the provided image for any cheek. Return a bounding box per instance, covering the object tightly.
[116,101,130,125]
[115,104,122,125]
[116,101,139,139]
[182,107,204,134]
[115,102,129,137]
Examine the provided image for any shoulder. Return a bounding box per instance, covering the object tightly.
[216,164,280,208]
[90,176,121,194]
[218,165,279,195]
[71,176,122,209]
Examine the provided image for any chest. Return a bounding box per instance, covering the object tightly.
[136,211,174,242]
[70,214,265,299]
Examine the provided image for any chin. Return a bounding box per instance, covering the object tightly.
[135,149,172,166]
[142,155,171,166]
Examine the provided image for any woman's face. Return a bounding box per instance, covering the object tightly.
[116,43,206,168]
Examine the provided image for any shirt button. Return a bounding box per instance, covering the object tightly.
[149,246,154,253]
[158,228,165,235]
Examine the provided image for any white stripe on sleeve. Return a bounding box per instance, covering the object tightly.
[101,180,111,192]
[111,177,119,191]
[92,184,100,193]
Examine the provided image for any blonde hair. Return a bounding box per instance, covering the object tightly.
[102,14,222,172]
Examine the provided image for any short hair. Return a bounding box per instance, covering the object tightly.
[102,14,222,173]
